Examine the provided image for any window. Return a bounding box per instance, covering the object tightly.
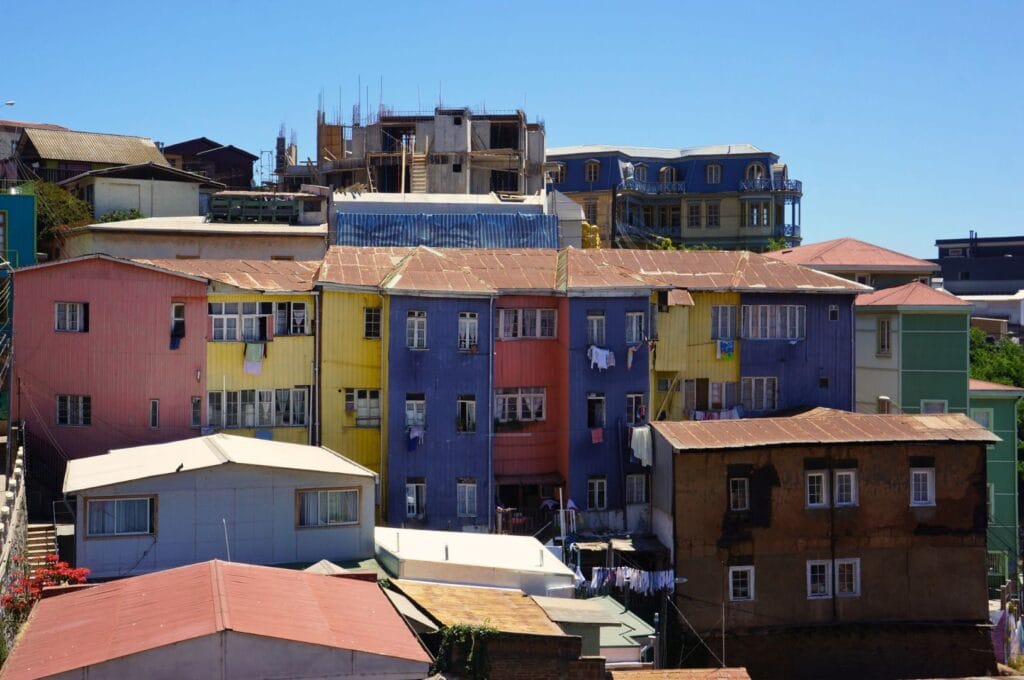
[834,470,858,507]
[207,389,304,428]
[406,310,427,349]
[920,400,947,414]
[805,471,828,508]
[87,497,154,537]
[55,302,87,333]
[456,396,476,432]
[729,478,749,511]
[634,164,647,182]
[835,559,861,596]
[498,308,556,339]
[659,204,680,227]
[807,560,832,598]
[587,312,606,346]
[706,202,721,228]
[988,483,995,521]
[728,566,754,601]
[710,305,737,340]
[210,302,273,342]
[740,305,806,340]
[494,387,546,422]
[171,302,186,340]
[149,399,160,429]
[584,160,600,183]
[686,203,701,228]
[744,201,770,227]
[659,166,676,184]
[971,408,994,430]
[457,312,479,350]
[406,481,426,517]
[625,311,644,343]
[57,394,91,426]
[298,488,359,526]
[587,393,606,429]
[190,396,202,428]
[208,392,223,428]
[405,395,426,428]
[275,302,308,335]
[587,477,607,510]
[855,273,872,285]
[277,388,307,426]
[345,388,381,427]
[642,205,655,228]
[706,163,722,185]
[876,318,892,356]
[457,479,477,517]
[709,382,725,410]
[626,393,644,425]
[364,307,382,339]
[741,377,777,412]
[828,305,839,321]
[910,467,935,506]
[553,163,566,184]
[583,201,598,224]
[745,162,766,181]
[626,474,647,504]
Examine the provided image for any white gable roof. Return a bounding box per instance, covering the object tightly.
[64,434,375,493]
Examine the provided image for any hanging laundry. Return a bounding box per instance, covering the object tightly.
[717,339,735,360]
[606,351,616,368]
[631,426,652,467]
[587,345,613,370]
[407,426,425,452]
[627,345,636,370]
[591,427,604,444]
[243,342,264,375]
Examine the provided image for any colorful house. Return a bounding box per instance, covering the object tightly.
[766,237,938,289]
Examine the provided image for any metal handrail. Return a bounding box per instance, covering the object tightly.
[739,178,803,193]
[620,178,687,194]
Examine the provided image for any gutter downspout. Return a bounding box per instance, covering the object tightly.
[312,290,321,446]
[488,294,496,532]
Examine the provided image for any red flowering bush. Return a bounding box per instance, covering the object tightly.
[2,554,89,619]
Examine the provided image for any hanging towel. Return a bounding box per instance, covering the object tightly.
[606,351,616,368]
[591,427,604,444]
[243,342,264,375]
[630,425,652,467]
[627,345,638,370]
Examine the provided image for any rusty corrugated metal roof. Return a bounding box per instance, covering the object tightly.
[318,246,415,289]
[652,412,999,451]
[21,128,169,165]
[0,561,430,680]
[855,281,970,307]
[667,289,694,306]
[137,258,319,291]
[392,579,566,636]
[765,237,939,272]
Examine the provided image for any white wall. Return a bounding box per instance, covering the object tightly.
[74,465,375,578]
[94,178,200,218]
[855,310,901,413]
[62,231,327,260]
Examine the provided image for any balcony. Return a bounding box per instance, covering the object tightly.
[739,178,803,194]
[774,224,801,239]
[620,178,687,194]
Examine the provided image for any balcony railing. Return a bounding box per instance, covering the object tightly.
[620,178,687,194]
[774,224,801,238]
[739,178,802,194]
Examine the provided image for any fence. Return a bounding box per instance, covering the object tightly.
[0,440,27,647]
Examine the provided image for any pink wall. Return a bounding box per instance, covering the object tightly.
[13,258,208,459]
[493,296,569,481]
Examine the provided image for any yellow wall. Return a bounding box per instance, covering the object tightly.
[686,292,741,382]
[565,191,613,243]
[654,305,688,372]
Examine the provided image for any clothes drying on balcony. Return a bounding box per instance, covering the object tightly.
[587,345,615,370]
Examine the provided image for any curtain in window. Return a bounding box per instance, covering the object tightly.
[300,491,319,526]
[88,500,116,535]
[117,499,149,534]
[340,490,358,522]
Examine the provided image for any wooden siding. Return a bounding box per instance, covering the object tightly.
[654,304,688,372]
[684,292,741,384]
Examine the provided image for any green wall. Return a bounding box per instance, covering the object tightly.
[900,312,969,414]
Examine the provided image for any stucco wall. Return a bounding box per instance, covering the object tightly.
[61,231,327,260]
[92,178,200,218]
[855,309,901,412]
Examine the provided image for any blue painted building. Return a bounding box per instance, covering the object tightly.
[0,193,37,421]
[547,144,802,251]
[385,294,493,530]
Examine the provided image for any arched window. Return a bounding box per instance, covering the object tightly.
[745,163,766,181]
[706,163,722,185]
[659,166,676,183]
[634,164,647,182]
[584,160,600,183]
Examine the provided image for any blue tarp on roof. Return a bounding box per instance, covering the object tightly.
[335,212,558,248]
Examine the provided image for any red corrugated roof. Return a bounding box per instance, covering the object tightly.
[137,258,320,291]
[970,378,1024,393]
[0,561,430,680]
[766,237,939,272]
[651,412,998,451]
[610,670,752,680]
[855,281,970,307]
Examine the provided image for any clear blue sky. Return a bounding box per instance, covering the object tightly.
[3,0,1020,257]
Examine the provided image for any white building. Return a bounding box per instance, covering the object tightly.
[64,434,377,578]
[59,162,225,218]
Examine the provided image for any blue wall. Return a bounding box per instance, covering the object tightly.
[738,293,856,413]
[386,295,493,529]
[567,295,650,512]
[0,194,37,270]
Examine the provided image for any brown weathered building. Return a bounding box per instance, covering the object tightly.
[651,411,998,680]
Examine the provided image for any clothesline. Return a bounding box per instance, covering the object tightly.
[582,566,676,596]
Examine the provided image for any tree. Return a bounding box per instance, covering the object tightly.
[969,327,1024,458]
[98,208,145,223]
[19,181,93,253]
[765,236,790,252]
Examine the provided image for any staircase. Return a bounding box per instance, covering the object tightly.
[26,523,56,571]
[410,152,427,193]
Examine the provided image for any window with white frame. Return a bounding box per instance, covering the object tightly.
[587,477,607,510]
[729,566,754,601]
[828,305,839,321]
[206,388,306,428]
[706,163,722,185]
[805,471,829,508]
[971,408,994,430]
[634,164,647,182]
[729,477,749,511]
[587,393,606,429]
[587,312,606,346]
[191,396,202,428]
[276,388,307,426]
[625,311,644,343]
[910,467,935,506]
[456,395,476,432]
[298,488,359,526]
[835,558,861,596]
[807,560,831,598]
[345,388,380,427]
[876,318,892,356]
[741,377,777,412]
[364,308,382,339]
[406,481,426,517]
[920,400,947,414]
[457,479,477,517]
[709,382,725,410]
[171,302,186,340]
[87,497,154,536]
[57,394,91,426]
[659,166,676,184]
[584,160,600,183]
[745,162,766,181]
[740,305,806,340]
[626,474,647,504]
[494,387,545,422]
[498,308,557,339]
[55,302,87,332]
[405,394,426,428]
[834,469,858,507]
[275,302,308,336]
[458,312,479,350]
[710,305,737,340]
[553,163,566,184]
[626,393,644,425]
[241,302,272,341]
[210,302,239,341]
[149,399,160,429]
[407,310,427,349]
[682,379,697,412]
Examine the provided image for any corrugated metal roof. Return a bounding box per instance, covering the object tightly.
[318,246,415,289]
[652,413,999,452]
[766,238,939,272]
[335,212,559,249]
[0,119,67,131]
[588,596,656,648]
[970,378,1024,394]
[667,289,694,306]
[393,580,566,636]
[0,561,430,680]
[64,433,374,493]
[136,258,320,291]
[856,281,970,307]
[609,670,752,680]
[21,128,169,165]
[58,161,225,188]
[547,144,766,159]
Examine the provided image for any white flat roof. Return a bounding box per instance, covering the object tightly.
[375,527,575,577]
[960,290,1024,301]
[64,434,375,493]
[68,215,328,236]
